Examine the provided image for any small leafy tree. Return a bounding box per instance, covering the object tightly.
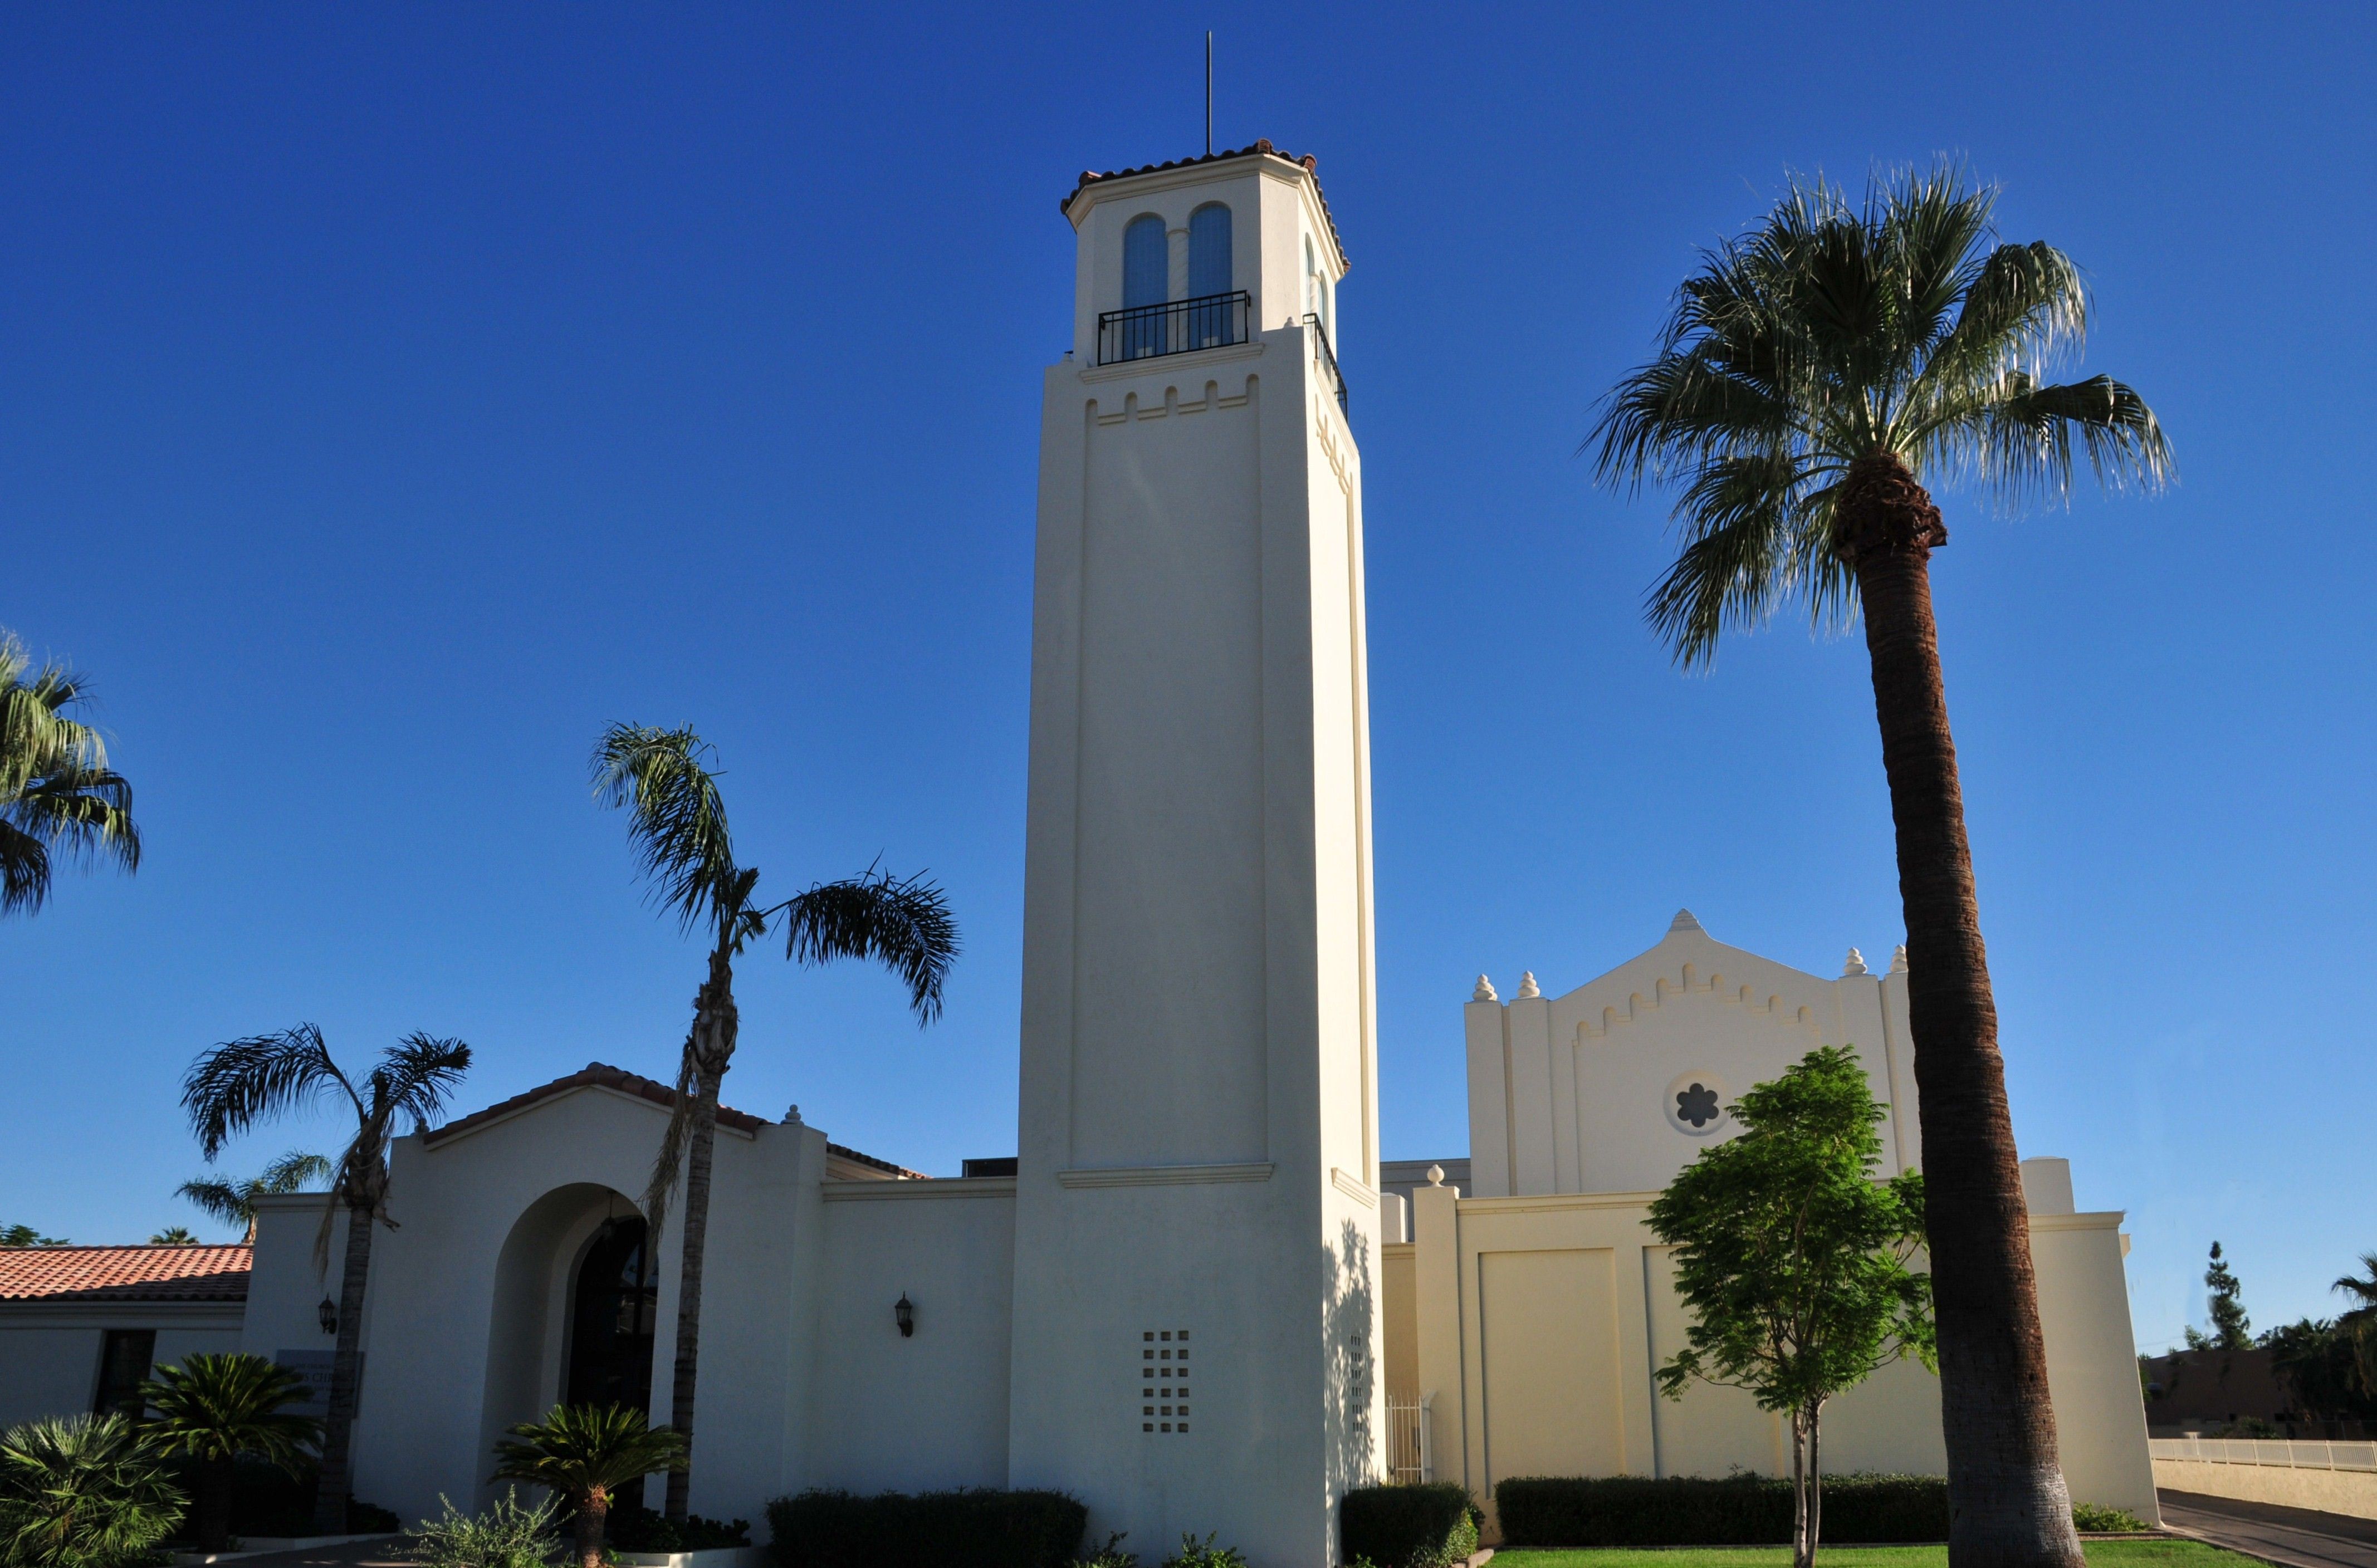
[0,1414,185,1568]
[1647,1046,1933,1568]
[492,1405,688,1568]
[139,1354,322,1550]
[2184,1242,2251,1352]
[0,1226,69,1248]
[177,1152,332,1242]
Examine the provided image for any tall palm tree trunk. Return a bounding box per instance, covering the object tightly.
[1843,454,2082,1568]
[662,949,735,1522]
[312,1198,374,1533]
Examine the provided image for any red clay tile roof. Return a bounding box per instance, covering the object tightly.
[420,1062,926,1176]
[1063,139,1347,266]
[422,1062,769,1145]
[0,1244,251,1304]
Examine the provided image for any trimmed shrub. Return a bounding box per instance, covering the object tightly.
[1339,1483,1477,1568]
[1493,1473,1949,1546]
[604,1507,750,1552]
[765,1487,1085,1568]
[2071,1503,2150,1533]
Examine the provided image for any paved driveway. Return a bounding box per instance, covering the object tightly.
[2159,1489,2377,1568]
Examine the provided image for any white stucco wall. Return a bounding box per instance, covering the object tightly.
[1013,146,1382,1568]
[1402,1169,2158,1538]
[259,1084,820,1528]
[0,1309,244,1430]
[1468,914,1920,1199]
[809,1180,1016,1493]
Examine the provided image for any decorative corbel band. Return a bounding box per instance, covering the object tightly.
[1330,1167,1378,1207]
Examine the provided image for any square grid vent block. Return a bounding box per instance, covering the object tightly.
[1141,1328,1191,1434]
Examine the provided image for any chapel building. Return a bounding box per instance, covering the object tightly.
[0,144,2157,1564]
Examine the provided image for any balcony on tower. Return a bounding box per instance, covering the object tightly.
[1062,138,1348,408]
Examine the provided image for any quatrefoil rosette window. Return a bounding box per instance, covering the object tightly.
[1664,1070,1729,1136]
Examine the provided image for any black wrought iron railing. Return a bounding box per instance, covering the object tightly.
[1304,313,1347,414]
[1097,290,1251,365]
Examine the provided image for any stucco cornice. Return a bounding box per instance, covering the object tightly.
[1055,1161,1274,1188]
[820,1177,1014,1202]
[2028,1210,2127,1232]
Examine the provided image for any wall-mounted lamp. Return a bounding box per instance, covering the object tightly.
[894,1292,914,1338]
[317,1297,338,1336]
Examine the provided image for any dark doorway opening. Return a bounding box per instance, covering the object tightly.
[565,1213,658,1429]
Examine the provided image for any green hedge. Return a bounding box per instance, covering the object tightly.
[765,1487,1087,1568]
[1340,1483,1478,1568]
[1493,1474,1949,1546]
[606,1505,751,1551]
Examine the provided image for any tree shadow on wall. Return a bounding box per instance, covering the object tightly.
[1327,1217,1378,1502]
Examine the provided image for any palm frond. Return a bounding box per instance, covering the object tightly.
[259,1150,332,1192]
[0,821,50,917]
[369,1034,474,1134]
[590,723,738,936]
[181,1026,350,1162]
[493,1403,688,1499]
[4,764,139,873]
[175,1178,249,1228]
[777,868,960,1024]
[1592,161,2169,663]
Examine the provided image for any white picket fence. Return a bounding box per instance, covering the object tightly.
[2150,1437,2377,1472]
[1388,1395,1434,1483]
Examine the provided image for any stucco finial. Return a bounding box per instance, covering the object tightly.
[1425,1164,1445,1187]
[1471,974,1498,1003]
[1515,971,1541,999]
[783,1103,803,1126]
[1890,944,1909,975]
[1842,947,1869,977]
[1669,908,1703,934]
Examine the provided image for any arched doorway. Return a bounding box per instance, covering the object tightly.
[565,1216,657,1415]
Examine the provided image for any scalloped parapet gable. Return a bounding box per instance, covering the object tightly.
[1464,912,1920,1198]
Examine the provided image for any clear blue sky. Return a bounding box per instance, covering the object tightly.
[4,3,2370,1354]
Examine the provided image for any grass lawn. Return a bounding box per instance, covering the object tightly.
[1491,1541,2256,1568]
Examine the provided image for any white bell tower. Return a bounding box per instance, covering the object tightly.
[1006,141,1382,1566]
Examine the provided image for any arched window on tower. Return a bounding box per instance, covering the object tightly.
[1187,204,1233,349]
[1188,204,1231,297]
[1304,236,1329,334]
[1123,214,1168,358]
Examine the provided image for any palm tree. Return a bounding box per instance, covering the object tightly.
[0,1413,185,1568]
[1591,164,2169,1567]
[177,1152,334,1242]
[0,1226,68,1247]
[147,1228,199,1246]
[2335,1253,2377,1397]
[1,631,140,918]
[180,1026,472,1533]
[492,1404,689,1568]
[592,722,958,1519]
[139,1353,321,1551]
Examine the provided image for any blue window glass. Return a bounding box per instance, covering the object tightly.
[1122,214,1169,359]
[1187,204,1231,297]
[1124,215,1168,306]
